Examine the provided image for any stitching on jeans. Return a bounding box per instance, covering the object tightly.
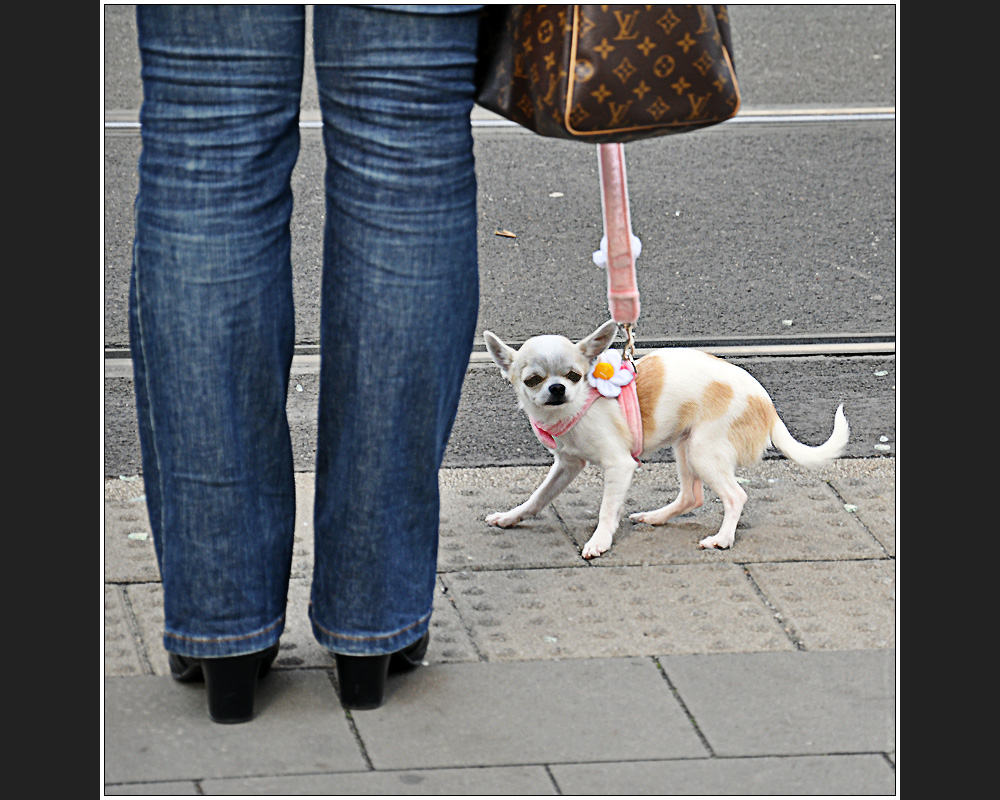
[312,610,431,644]
[131,243,170,581]
[164,615,285,645]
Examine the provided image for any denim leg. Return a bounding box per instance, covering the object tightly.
[130,5,305,657]
[309,5,481,655]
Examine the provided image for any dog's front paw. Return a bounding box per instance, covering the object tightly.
[486,510,522,528]
[581,534,612,560]
[698,533,733,550]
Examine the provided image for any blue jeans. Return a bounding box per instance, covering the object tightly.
[131,5,480,658]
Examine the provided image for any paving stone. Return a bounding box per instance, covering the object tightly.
[278,578,335,670]
[125,577,479,677]
[128,578,353,675]
[442,564,794,661]
[552,461,887,564]
[103,474,314,583]
[350,658,706,770]
[128,582,340,676]
[428,580,482,663]
[549,753,896,795]
[277,578,480,668]
[290,473,315,579]
[748,560,895,649]
[103,671,365,784]
[202,765,556,795]
[126,582,168,675]
[105,781,200,795]
[104,477,160,583]
[828,459,896,555]
[105,585,146,677]
[438,466,583,570]
[660,650,895,757]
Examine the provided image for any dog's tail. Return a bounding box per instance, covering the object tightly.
[770,405,850,469]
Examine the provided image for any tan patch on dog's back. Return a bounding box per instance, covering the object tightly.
[635,354,665,440]
[703,381,733,420]
[730,395,778,465]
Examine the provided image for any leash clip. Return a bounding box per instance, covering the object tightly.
[622,322,637,367]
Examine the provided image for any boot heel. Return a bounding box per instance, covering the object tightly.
[171,644,279,724]
[335,653,392,710]
[335,633,430,710]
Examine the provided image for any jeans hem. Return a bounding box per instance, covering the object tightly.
[310,610,431,656]
[163,615,285,659]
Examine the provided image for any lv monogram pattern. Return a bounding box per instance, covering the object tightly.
[476,5,740,143]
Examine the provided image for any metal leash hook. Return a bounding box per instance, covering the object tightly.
[593,143,641,365]
[622,321,637,366]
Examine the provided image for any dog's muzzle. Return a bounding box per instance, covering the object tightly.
[545,383,566,405]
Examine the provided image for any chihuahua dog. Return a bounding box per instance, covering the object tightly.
[484,320,849,558]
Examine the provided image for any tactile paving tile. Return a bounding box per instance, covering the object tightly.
[105,585,146,676]
[438,466,584,570]
[828,459,896,555]
[124,577,480,677]
[104,476,316,582]
[275,580,479,668]
[126,582,168,675]
[551,461,887,564]
[277,578,335,670]
[748,560,895,649]
[442,564,795,660]
[428,581,482,664]
[108,472,482,676]
[128,580,331,676]
[290,473,316,579]
[104,477,160,583]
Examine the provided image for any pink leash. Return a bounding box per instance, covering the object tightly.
[596,144,641,327]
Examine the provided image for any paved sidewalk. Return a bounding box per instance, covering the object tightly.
[104,458,896,795]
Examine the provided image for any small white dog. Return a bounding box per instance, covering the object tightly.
[484,320,849,558]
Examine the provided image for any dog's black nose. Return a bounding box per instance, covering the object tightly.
[549,383,565,399]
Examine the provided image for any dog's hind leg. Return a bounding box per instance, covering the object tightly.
[687,442,747,550]
[629,438,704,526]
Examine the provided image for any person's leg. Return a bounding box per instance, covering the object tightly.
[309,5,481,660]
[131,5,305,663]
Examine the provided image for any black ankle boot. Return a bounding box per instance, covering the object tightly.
[335,633,429,711]
[169,643,280,724]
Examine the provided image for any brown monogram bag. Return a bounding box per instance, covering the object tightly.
[475,5,740,143]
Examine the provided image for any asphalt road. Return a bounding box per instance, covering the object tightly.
[103,4,897,476]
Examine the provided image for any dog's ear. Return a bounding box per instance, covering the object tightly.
[577,320,620,359]
[483,331,516,379]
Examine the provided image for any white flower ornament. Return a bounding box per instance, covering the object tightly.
[588,348,634,398]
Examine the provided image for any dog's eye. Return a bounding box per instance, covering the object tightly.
[524,374,545,388]
[566,370,582,383]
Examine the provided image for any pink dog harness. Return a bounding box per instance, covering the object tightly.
[530,362,643,462]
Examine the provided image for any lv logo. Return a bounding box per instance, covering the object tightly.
[686,93,713,118]
[612,9,641,41]
[607,99,635,126]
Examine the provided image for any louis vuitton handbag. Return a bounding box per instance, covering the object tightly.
[475,5,741,143]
